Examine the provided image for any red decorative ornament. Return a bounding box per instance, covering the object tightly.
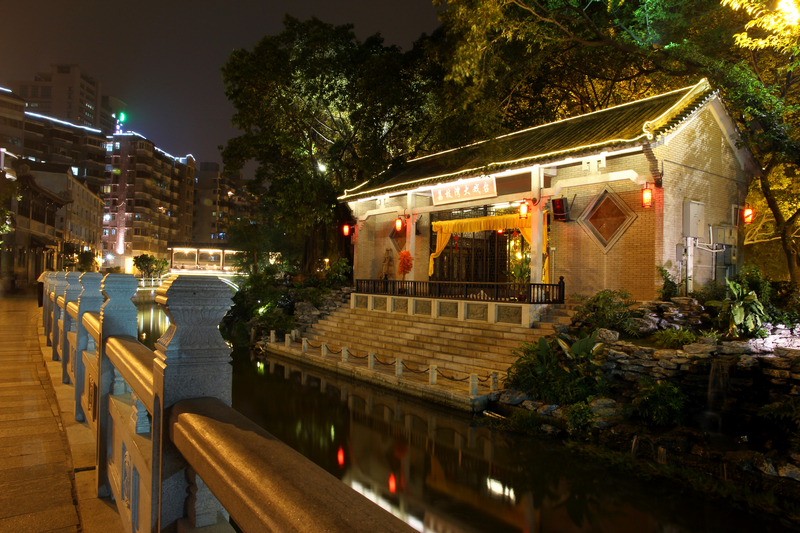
[395,216,403,232]
[743,207,754,224]
[342,224,351,237]
[388,473,397,493]
[519,201,529,219]
[511,229,519,238]
[337,446,345,467]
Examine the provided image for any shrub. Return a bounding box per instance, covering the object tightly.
[324,258,352,288]
[571,289,637,333]
[505,331,606,405]
[656,266,680,300]
[706,278,768,338]
[736,264,773,305]
[630,378,687,426]
[759,397,800,450]
[565,401,596,432]
[652,327,697,349]
[690,279,727,306]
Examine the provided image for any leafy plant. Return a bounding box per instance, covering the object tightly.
[324,258,351,288]
[698,329,722,342]
[706,278,769,337]
[505,331,606,405]
[571,289,637,333]
[652,327,697,349]
[689,279,727,307]
[565,401,596,433]
[506,255,531,284]
[759,397,800,450]
[656,266,680,301]
[630,378,688,426]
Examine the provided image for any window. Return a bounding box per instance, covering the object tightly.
[30,86,39,98]
[40,86,51,98]
[576,187,638,253]
[19,86,27,97]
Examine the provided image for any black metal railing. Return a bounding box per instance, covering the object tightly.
[355,277,565,304]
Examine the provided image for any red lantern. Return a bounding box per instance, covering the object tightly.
[395,216,403,232]
[642,186,653,208]
[519,201,529,220]
[337,446,345,467]
[743,207,754,224]
[388,473,397,493]
[342,224,351,237]
[497,228,504,235]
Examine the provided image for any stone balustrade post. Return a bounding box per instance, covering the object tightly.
[396,359,403,377]
[43,271,57,346]
[51,271,68,361]
[152,275,233,531]
[429,365,437,385]
[470,374,478,396]
[322,343,328,357]
[342,347,348,362]
[60,271,83,384]
[302,338,308,352]
[96,273,139,498]
[180,467,229,531]
[491,372,498,392]
[368,353,375,370]
[270,330,276,343]
[284,334,291,347]
[73,272,103,422]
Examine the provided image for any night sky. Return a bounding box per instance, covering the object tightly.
[1,0,441,174]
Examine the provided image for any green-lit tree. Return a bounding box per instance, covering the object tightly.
[221,16,446,274]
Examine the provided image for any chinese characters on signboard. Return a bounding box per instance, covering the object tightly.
[431,175,498,206]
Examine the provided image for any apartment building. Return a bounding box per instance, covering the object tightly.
[103,133,195,273]
[7,64,126,135]
[193,162,230,242]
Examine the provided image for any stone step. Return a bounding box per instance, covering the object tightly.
[302,332,514,376]
[330,307,548,337]
[322,312,550,342]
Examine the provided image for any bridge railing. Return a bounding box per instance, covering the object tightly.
[43,271,413,533]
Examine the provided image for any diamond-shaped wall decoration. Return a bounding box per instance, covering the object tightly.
[576,186,638,254]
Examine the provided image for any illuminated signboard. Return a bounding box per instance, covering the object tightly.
[432,175,497,206]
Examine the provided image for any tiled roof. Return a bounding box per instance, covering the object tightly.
[340,79,714,201]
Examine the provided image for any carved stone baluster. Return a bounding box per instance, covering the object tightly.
[96,273,139,499]
[61,271,82,384]
[130,391,150,434]
[152,275,234,530]
[73,272,103,421]
[179,467,229,531]
[51,272,68,361]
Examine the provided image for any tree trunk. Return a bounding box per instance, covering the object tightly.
[759,163,800,291]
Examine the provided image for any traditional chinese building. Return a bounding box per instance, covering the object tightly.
[340,80,757,313]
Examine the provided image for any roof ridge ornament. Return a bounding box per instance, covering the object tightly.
[642,79,711,139]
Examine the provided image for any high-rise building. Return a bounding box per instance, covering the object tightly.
[102,132,195,273]
[0,87,25,158]
[193,162,233,243]
[7,65,126,135]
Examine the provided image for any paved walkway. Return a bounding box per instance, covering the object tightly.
[0,291,123,533]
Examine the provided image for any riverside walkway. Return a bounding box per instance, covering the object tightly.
[0,291,122,533]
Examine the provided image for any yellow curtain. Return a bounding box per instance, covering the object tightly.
[542,214,549,283]
[428,212,548,277]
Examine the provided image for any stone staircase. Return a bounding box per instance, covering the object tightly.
[300,300,578,378]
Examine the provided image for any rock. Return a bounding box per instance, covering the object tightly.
[671,358,690,364]
[540,424,561,436]
[683,343,717,355]
[590,397,617,410]
[499,390,529,406]
[753,455,778,476]
[626,318,658,336]
[718,341,752,355]
[654,349,679,361]
[778,463,800,481]
[761,356,793,370]
[658,360,679,369]
[606,349,628,361]
[698,336,717,345]
[537,404,559,416]
[552,323,570,335]
[593,407,619,418]
[595,328,619,342]
[632,347,656,360]
[487,392,500,402]
[522,400,542,411]
[551,407,568,419]
[737,356,758,369]
[295,302,320,316]
[763,368,791,379]
[671,297,699,306]
[776,348,800,358]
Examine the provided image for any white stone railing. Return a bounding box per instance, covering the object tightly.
[43,271,413,533]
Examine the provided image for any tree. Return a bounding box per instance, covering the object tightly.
[0,170,18,238]
[132,254,168,278]
[436,0,800,289]
[221,16,442,275]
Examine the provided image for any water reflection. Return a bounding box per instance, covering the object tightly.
[132,290,169,350]
[233,351,797,533]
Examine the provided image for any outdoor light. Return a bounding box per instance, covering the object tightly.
[395,216,404,232]
[337,446,345,468]
[388,473,397,493]
[743,207,755,224]
[519,200,529,220]
[642,184,653,208]
[342,223,351,237]
[497,228,504,235]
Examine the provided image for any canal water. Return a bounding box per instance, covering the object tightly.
[135,294,798,532]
